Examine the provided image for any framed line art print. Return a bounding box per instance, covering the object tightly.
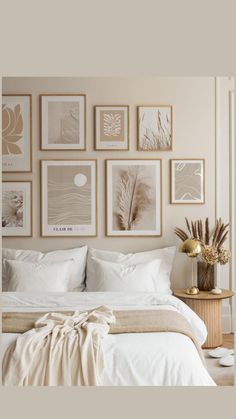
[170,159,205,204]
[94,105,129,150]
[2,181,32,237]
[40,94,86,150]
[106,159,162,237]
[41,160,97,236]
[137,105,172,151]
[2,94,32,172]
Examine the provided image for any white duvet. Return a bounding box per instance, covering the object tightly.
[1,292,216,386]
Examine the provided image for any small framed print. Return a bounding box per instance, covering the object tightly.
[106,159,162,237]
[170,159,205,204]
[2,181,32,237]
[94,105,129,150]
[2,94,32,172]
[40,94,86,150]
[41,160,97,236]
[137,105,172,151]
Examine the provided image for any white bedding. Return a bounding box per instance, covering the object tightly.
[1,292,216,386]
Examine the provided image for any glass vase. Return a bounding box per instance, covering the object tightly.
[197,262,215,291]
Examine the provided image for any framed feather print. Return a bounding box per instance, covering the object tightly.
[2,95,32,172]
[41,160,97,236]
[94,105,129,150]
[106,159,162,236]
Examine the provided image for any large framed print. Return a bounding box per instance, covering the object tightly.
[2,95,32,172]
[106,159,162,236]
[40,94,86,150]
[41,160,97,236]
[137,105,172,151]
[170,159,205,204]
[94,105,129,150]
[2,181,32,237]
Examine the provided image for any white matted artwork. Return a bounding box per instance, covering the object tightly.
[138,105,172,151]
[94,105,129,150]
[170,159,205,204]
[41,160,97,236]
[40,94,86,150]
[2,181,32,237]
[106,159,162,236]
[2,95,32,172]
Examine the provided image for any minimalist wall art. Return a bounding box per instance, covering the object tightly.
[106,159,162,236]
[138,106,172,151]
[41,160,97,236]
[2,95,32,172]
[2,181,32,237]
[94,105,129,150]
[170,159,205,204]
[40,94,86,150]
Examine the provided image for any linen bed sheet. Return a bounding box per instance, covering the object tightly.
[1,292,216,386]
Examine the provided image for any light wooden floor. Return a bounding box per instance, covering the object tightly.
[204,333,234,386]
[222,333,234,349]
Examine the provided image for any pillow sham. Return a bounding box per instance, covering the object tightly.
[5,259,74,292]
[86,246,176,294]
[89,257,161,292]
[2,246,88,292]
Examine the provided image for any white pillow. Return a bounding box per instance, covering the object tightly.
[89,257,161,292]
[2,246,88,292]
[86,246,176,294]
[5,259,74,292]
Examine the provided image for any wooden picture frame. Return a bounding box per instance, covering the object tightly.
[170,159,205,204]
[40,94,86,150]
[2,94,32,172]
[94,105,129,150]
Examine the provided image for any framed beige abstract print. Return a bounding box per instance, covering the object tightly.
[40,94,86,150]
[170,159,205,204]
[106,159,162,236]
[94,105,129,150]
[2,181,32,237]
[41,160,97,236]
[137,105,172,151]
[2,95,32,172]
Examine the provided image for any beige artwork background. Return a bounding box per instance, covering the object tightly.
[48,101,80,145]
[100,110,124,142]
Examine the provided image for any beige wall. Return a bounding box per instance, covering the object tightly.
[2,77,216,290]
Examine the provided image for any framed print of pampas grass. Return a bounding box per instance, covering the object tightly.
[137,105,172,151]
[41,160,97,236]
[106,159,162,236]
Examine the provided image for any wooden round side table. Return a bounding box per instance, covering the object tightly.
[173,289,234,349]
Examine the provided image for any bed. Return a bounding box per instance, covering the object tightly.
[1,292,216,386]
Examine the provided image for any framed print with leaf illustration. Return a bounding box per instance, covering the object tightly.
[106,159,162,236]
[2,95,32,172]
[41,160,97,236]
[94,105,129,150]
[137,105,172,151]
[170,159,205,204]
[2,181,32,237]
[40,94,86,150]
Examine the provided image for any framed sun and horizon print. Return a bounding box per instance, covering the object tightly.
[94,105,129,150]
[41,160,97,236]
[170,159,205,204]
[40,94,86,150]
[106,159,162,237]
[2,94,32,172]
[2,181,32,237]
[137,105,172,151]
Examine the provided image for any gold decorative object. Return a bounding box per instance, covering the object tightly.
[179,239,201,295]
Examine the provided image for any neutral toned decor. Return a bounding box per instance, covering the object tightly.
[41,160,97,236]
[179,239,201,295]
[170,159,205,204]
[40,94,86,150]
[137,105,172,151]
[94,105,129,150]
[106,159,162,236]
[173,289,234,348]
[2,181,32,237]
[2,94,32,172]
[174,217,230,291]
